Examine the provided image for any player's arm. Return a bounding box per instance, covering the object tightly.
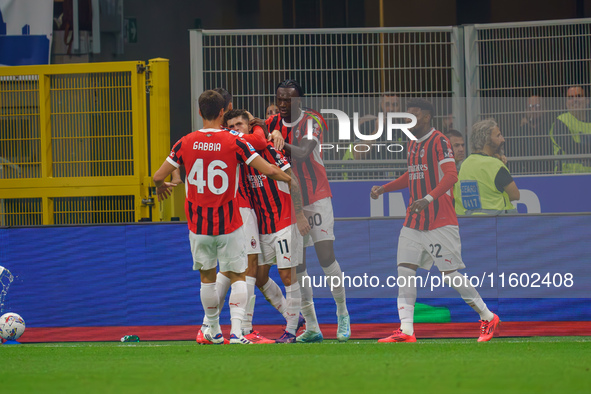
[247,155,291,183]
[269,129,286,151]
[240,128,268,151]
[370,172,409,199]
[283,137,317,160]
[408,161,458,213]
[153,161,179,202]
[285,167,311,236]
[171,168,183,184]
[250,118,270,139]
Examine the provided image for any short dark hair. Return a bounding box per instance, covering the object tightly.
[223,109,249,126]
[406,98,434,116]
[199,90,225,121]
[276,79,304,97]
[213,87,233,110]
[444,129,463,139]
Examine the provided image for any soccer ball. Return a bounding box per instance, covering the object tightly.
[0,312,26,341]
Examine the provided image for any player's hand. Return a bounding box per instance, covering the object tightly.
[409,198,429,214]
[370,185,384,199]
[156,182,177,202]
[296,212,311,236]
[270,129,285,151]
[250,117,268,133]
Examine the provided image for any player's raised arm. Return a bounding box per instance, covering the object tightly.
[250,118,270,139]
[370,172,410,200]
[247,155,291,183]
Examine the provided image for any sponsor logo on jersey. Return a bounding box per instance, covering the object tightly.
[408,164,428,172]
[247,174,267,188]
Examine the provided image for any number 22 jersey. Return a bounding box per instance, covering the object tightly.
[167,128,259,235]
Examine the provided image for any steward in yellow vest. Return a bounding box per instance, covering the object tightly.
[455,119,520,215]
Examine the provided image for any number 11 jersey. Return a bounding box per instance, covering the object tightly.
[167,128,259,235]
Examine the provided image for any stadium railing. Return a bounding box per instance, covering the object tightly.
[190,19,591,180]
[0,58,178,225]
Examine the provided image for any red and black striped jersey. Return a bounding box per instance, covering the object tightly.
[244,142,292,234]
[266,109,332,206]
[167,128,259,235]
[223,127,267,210]
[404,128,458,230]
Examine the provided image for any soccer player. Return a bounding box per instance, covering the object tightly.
[370,98,500,343]
[153,90,291,344]
[267,79,350,343]
[227,109,310,343]
[190,88,273,345]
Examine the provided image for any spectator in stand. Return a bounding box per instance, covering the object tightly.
[549,86,591,173]
[506,94,553,174]
[444,129,466,171]
[266,103,279,118]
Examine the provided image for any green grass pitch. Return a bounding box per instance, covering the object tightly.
[2,337,590,393]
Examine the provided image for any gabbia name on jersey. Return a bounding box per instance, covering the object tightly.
[167,128,258,236]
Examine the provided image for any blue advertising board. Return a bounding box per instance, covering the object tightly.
[330,174,591,218]
[1,216,589,329]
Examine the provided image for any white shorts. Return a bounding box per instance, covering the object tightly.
[397,225,466,271]
[303,197,335,248]
[189,226,247,273]
[259,224,303,269]
[239,207,261,255]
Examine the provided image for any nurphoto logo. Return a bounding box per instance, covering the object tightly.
[311,110,418,153]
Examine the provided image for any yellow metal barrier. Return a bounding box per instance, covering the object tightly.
[0,59,171,225]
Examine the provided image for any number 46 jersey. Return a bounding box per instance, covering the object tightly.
[167,128,259,236]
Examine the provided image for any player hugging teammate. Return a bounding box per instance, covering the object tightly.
[155,81,351,344]
[155,86,498,345]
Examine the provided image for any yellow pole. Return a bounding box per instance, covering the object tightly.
[131,61,150,221]
[148,58,178,221]
[38,73,54,224]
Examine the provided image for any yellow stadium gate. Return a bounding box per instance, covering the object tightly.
[0,58,176,226]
